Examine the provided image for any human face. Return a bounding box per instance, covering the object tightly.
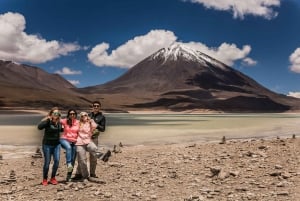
[51,110,60,121]
[69,111,76,118]
[92,104,100,112]
[81,114,89,122]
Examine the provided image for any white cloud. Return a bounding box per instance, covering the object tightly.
[55,67,82,75]
[88,30,177,68]
[88,30,255,68]
[242,57,257,66]
[68,80,80,86]
[183,42,254,66]
[184,0,280,19]
[0,12,80,64]
[289,48,300,73]
[287,92,300,99]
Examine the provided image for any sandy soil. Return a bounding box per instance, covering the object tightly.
[0,136,299,201]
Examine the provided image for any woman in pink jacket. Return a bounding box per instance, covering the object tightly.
[60,109,79,181]
[76,111,107,180]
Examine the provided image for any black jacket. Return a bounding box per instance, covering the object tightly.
[89,112,106,132]
[38,119,63,145]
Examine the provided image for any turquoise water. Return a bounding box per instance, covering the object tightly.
[0,113,299,146]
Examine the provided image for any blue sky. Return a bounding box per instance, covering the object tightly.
[1,0,300,97]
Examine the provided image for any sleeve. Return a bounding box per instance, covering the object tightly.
[38,119,50,130]
[91,119,98,130]
[97,116,106,132]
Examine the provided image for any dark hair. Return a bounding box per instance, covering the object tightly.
[67,109,77,127]
[92,101,101,106]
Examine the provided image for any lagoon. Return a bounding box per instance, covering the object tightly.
[0,113,299,147]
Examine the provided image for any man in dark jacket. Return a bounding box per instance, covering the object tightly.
[88,100,111,178]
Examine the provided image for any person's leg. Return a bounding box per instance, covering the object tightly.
[89,137,98,177]
[60,139,73,165]
[76,145,89,179]
[48,144,60,185]
[71,143,77,166]
[72,151,82,180]
[51,144,61,177]
[87,141,99,155]
[42,145,51,179]
[66,143,77,181]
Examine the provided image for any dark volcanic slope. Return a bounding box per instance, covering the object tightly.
[82,44,300,112]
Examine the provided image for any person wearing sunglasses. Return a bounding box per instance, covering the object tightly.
[60,109,79,182]
[38,107,63,186]
[73,100,110,180]
[75,111,106,181]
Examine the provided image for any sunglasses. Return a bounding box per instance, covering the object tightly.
[93,105,100,108]
[52,112,61,116]
[69,113,76,116]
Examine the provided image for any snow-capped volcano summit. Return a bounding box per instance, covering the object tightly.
[151,43,227,70]
[82,43,298,112]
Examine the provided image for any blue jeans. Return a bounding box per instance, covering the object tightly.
[42,144,60,179]
[60,139,76,165]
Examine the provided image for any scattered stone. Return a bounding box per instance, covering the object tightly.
[119,142,123,147]
[258,145,267,150]
[32,147,42,158]
[112,144,122,153]
[210,166,221,177]
[6,170,17,182]
[219,136,226,144]
[186,144,196,148]
[270,171,281,177]
[0,137,299,201]
[277,191,289,196]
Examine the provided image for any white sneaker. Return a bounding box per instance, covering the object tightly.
[67,163,73,172]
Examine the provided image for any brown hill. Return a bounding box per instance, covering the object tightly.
[0,60,91,109]
[81,44,300,112]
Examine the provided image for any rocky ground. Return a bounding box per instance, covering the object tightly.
[0,136,299,201]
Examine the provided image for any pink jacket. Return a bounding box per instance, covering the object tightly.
[76,119,97,145]
[60,119,79,143]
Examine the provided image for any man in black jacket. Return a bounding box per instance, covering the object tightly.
[89,101,111,178]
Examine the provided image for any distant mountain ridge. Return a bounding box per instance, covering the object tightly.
[0,60,74,90]
[0,60,90,109]
[1,44,300,112]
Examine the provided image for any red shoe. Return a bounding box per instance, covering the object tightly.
[49,177,58,185]
[42,179,48,186]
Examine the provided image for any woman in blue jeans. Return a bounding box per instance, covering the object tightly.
[60,109,79,181]
[38,107,63,186]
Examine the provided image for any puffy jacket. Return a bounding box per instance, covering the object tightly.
[76,119,97,145]
[38,119,63,146]
[60,118,79,143]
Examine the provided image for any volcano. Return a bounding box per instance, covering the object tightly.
[82,43,300,112]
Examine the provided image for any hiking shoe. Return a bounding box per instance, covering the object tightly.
[90,174,98,178]
[67,163,73,172]
[95,152,103,159]
[49,177,58,185]
[42,179,48,186]
[101,150,111,162]
[71,174,83,181]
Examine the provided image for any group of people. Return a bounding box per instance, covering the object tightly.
[37,101,111,186]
